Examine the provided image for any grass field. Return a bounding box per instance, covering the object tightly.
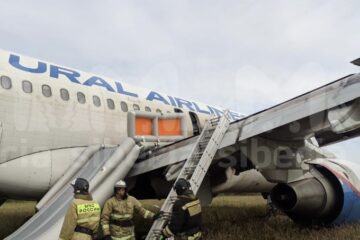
[1,195,360,240]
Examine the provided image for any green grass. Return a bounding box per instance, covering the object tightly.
[2,196,360,240]
[0,200,36,239]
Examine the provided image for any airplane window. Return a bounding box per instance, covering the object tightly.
[107,99,115,110]
[77,92,86,104]
[0,76,12,89]
[93,95,101,107]
[133,104,140,111]
[145,106,151,112]
[156,109,162,113]
[42,84,52,97]
[22,80,32,93]
[121,101,128,112]
[60,88,69,101]
[167,111,171,113]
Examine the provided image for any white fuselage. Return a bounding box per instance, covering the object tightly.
[0,50,248,198]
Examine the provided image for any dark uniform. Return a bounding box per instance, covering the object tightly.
[162,178,202,240]
[59,178,101,240]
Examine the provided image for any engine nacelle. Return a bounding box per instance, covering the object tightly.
[270,160,360,225]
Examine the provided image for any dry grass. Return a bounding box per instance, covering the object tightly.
[202,196,360,240]
[0,200,36,239]
[2,196,360,240]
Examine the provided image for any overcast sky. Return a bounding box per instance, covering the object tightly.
[0,0,359,161]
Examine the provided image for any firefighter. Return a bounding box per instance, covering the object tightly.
[101,180,156,240]
[161,178,202,240]
[59,178,101,240]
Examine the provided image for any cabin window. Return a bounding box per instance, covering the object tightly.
[93,95,101,107]
[77,92,86,104]
[156,109,162,113]
[133,104,140,111]
[107,99,115,110]
[22,80,32,93]
[121,101,128,112]
[42,84,52,97]
[60,88,69,101]
[1,76,12,89]
[145,106,151,112]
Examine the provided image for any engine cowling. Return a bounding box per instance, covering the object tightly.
[270,161,360,225]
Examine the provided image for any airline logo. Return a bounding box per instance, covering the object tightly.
[5,53,242,121]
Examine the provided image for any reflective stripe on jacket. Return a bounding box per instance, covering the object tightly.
[101,195,154,238]
[162,194,202,239]
[59,194,101,240]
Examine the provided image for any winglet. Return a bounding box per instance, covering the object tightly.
[351,58,360,66]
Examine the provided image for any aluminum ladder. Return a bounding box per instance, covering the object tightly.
[145,111,231,240]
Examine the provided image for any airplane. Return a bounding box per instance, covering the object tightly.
[0,49,360,238]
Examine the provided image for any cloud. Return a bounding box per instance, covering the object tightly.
[0,0,359,161]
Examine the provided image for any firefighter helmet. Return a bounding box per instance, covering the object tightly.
[115,180,127,189]
[174,178,191,195]
[71,178,89,194]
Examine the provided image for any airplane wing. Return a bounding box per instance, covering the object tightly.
[128,72,360,226]
[130,72,360,176]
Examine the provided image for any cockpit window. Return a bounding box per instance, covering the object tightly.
[1,76,12,89]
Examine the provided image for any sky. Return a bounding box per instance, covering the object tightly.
[0,0,359,162]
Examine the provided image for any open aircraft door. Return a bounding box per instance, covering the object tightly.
[174,108,201,136]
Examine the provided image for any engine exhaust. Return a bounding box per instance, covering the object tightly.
[270,178,327,216]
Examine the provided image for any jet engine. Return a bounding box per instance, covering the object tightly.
[270,160,360,225]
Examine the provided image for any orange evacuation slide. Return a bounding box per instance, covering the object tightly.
[158,119,181,136]
[135,117,153,136]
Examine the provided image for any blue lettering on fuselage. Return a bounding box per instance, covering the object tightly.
[208,106,224,117]
[50,65,81,84]
[9,54,47,73]
[146,91,170,105]
[192,102,210,115]
[167,95,177,107]
[84,76,115,92]
[229,111,242,121]
[8,53,241,121]
[175,97,195,112]
[115,82,138,97]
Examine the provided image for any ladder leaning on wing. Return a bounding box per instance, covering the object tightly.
[146,110,231,240]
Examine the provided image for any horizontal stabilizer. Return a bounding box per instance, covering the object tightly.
[351,58,360,66]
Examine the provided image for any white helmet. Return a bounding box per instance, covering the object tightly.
[115,180,127,188]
